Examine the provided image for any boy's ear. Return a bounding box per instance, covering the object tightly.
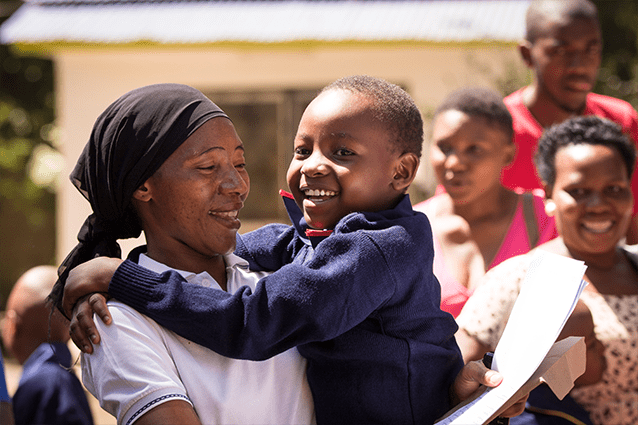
[132,180,152,202]
[392,153,419,193]
[519,41,533,68]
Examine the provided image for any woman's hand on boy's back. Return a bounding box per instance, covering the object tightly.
[62,256,122,353]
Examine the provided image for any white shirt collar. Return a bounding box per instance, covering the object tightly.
[137,252,250,291]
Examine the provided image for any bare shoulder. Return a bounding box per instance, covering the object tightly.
[418,195,468,234]
[414,194,451,217]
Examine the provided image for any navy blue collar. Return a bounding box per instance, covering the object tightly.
[279,190,413,248]
[280,190,332,248]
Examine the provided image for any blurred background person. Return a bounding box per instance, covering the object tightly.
[2,265,93,425]
[413,87,556,317]
[501,0,638,243]
[0,355,14,425]
[457,116,638,425]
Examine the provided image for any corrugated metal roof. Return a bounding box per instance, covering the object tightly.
[0,0,531,46]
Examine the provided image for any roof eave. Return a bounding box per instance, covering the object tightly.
[9,38,521,56]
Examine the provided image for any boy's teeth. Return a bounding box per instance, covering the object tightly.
[305,189,336,197]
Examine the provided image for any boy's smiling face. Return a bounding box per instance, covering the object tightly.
[287,88,406,229]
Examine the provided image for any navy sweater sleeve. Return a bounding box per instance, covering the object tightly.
[110,230,396,360]
[233,224,299,271]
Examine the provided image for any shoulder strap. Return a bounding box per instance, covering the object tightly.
[522,192,539,248]
[524,406,589,425]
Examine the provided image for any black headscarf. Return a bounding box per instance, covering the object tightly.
[50,83,229,315]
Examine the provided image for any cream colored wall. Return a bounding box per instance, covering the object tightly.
[55,44,526,263]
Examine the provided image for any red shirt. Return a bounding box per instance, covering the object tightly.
[502,88,638,212]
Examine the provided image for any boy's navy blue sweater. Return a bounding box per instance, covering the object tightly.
[110,194,463,424]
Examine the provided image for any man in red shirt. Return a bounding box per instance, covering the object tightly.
[502,0,638,243]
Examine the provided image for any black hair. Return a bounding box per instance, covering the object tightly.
[525,0,598,43]
[322,75,424,158]
[535,115,636,191]
[433,86,513,142]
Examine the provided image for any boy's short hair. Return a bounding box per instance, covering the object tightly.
[535,115,637,189]
[434,86,513,142]
[525,0,598,43]
[322,75,424,158]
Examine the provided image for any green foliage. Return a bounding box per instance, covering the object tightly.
[0,34,57,309]
[592,0,638,108]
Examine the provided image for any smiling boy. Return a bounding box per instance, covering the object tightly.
[501,0,638,243]
[63,76,472,424]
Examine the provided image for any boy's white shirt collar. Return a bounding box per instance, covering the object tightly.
[137,252,250,291]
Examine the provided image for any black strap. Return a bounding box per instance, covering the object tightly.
[522,192,539,248]
[524,405,588,425]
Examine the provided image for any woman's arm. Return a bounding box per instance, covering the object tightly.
[82,302,195,424]
[455,328,493,363]
[456,255,529,353]
[135,400,201,425]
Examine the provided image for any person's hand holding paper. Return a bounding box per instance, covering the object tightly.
[436,250,588,425]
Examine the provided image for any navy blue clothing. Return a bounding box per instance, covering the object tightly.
[0,356,9,402]
[511,385,594,425]
[13,342,93,425]
[110,194,463,424]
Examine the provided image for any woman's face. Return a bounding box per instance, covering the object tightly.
[548,143,633,254]
[139,118,250,265]
[430,110,514,205]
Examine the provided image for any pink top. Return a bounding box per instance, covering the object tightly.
[414,191,557,317]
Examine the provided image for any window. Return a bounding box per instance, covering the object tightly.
[206,89,318,232]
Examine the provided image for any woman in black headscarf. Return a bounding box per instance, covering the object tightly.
[50,83,228,312]
[51,83,317,425]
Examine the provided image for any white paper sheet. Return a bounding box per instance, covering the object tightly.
[435,250,587,425]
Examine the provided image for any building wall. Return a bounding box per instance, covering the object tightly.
[55,44,527,262]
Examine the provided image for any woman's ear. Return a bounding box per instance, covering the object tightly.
[132,180,152,202]
[544,198,556,216]
[392,153,420,193]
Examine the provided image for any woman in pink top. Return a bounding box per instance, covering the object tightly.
[413,87,557,317]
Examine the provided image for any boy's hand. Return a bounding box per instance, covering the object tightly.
[452,360,527,418]
[62,256,122,318]
[70,293,110,354]
[62,256,122,353]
